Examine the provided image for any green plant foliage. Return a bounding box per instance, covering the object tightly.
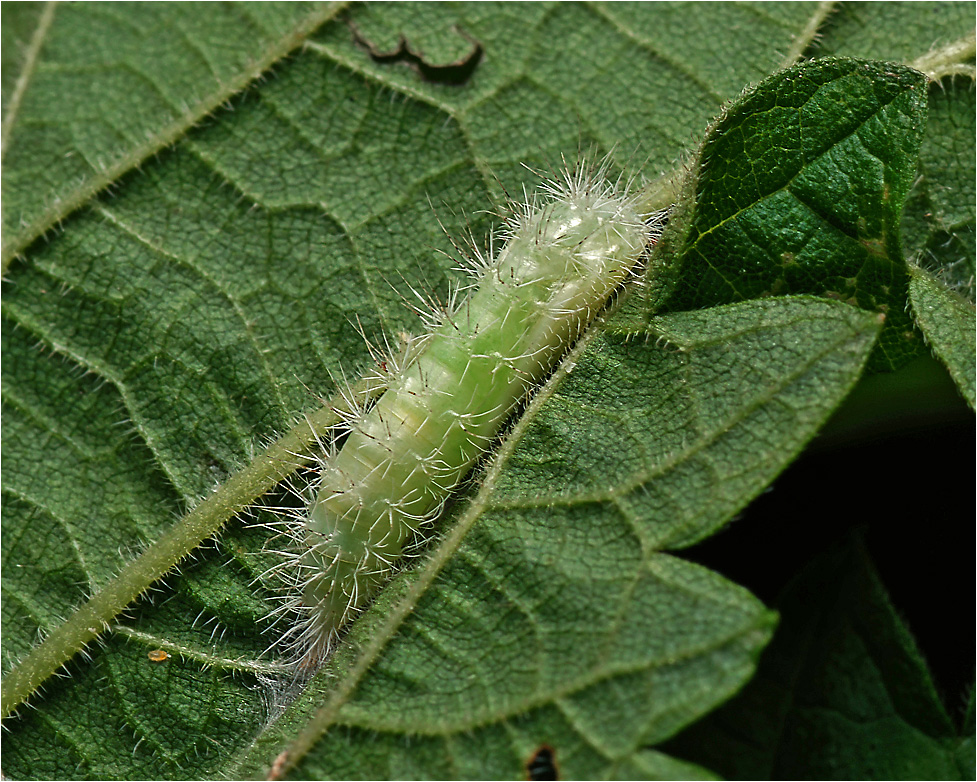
[661,58,926,371]
[0,3,344,268]
[910,264,976,408]
[1,3,973,780]
[662,534,972,780]
[226,296,877,779]
[906,76,976,408]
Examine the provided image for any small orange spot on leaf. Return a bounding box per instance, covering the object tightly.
[147,649,169,662]
[268,750,289,781]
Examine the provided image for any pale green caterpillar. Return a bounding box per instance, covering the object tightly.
[268,161,664,665]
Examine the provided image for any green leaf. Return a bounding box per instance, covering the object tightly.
[904,76,976,407]
[958,691,976,779]
[1,3,973,779]
[225,296,878,780]
[903,76,976,277]
[811,2,975,66]
[0,2,345,269]
[661,57,928,372]
[909,265,976,408]
[662,534,972,780]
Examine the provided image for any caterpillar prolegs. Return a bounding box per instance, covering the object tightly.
[266,161,665,666]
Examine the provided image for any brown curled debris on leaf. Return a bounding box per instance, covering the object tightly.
[348,18,483,84]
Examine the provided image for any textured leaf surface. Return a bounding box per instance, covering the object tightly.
[228,297,880,779]
[909,265,976,408]
[0,2,342,267]
[903,76,976,281]
[662,535,972,780]
[904,76,976,407]
[1,3,973,780]
[812,2,974,64]
[661,57,927,371]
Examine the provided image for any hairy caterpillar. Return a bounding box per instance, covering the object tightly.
[265,160,665,666]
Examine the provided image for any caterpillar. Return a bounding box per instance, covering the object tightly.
[264,159,665,666]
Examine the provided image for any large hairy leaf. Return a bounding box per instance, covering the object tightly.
[2,3,973,779]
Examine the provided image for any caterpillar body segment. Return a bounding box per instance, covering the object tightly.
[275,164,663,665]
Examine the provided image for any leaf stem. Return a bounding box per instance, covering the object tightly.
[780,0,836,69]
[911,30,977,81]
